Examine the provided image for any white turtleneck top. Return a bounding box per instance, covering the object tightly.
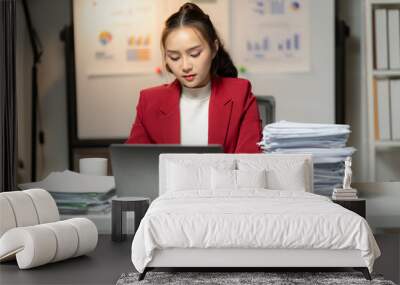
[179,81,211,145]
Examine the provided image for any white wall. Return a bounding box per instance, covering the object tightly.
[242,0,335,124]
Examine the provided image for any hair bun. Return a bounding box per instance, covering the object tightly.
[179,2,203,13]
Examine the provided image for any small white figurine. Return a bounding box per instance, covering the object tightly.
[342,156,352,189]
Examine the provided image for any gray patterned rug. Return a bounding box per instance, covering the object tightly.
[116,271,396,285]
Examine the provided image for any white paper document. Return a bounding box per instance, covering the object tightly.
[19,170,115,194]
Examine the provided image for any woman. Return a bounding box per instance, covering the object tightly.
[126,3,262,153]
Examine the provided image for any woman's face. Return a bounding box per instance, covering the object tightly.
[164,26,216,88]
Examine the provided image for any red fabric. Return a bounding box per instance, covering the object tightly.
[126,76,262,153]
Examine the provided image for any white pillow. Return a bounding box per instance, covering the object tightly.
[236,169,267,189]
[210,168,236,190]
[211,168,267,190]
[166,160,235,192]
[238,159,307,191]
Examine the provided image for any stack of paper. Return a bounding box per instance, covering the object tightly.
[332,188,358,200]
[19,170,116,214]
[259,121,356,196]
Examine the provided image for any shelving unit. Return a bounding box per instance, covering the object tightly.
[375,140,400,149]
[373,70,400,77]
[365,0,400,180]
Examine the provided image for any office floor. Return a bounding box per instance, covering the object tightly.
[0,235,133,285]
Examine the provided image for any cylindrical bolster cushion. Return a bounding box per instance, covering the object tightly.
[24,189,59,224]
[1,192,39,227]
[0,196,17,237]
[0,218,98,269]
[42,221,79,262]
[0,226,57,269]
[64,218,98,257]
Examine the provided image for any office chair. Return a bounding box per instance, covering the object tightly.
[255,95,275,128]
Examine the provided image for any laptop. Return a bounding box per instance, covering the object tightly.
[110,144,223,200]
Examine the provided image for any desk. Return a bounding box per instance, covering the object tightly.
[0,235,132,285]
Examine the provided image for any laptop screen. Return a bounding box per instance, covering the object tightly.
[110,144,223,200]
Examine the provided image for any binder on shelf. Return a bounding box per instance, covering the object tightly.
[374,9,389,70]
[376,79,391,140]
[388,9,400,70]
[373,80,380,140]
[390,79,400,140]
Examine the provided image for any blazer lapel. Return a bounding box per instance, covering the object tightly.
[159,80,181,143]
[208,77,233,146]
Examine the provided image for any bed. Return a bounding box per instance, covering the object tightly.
[131,154,380,280]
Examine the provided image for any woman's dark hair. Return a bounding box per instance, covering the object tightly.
[161,2,238,78]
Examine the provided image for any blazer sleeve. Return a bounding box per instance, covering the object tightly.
[234,84,262,153]
[125,91,152,144]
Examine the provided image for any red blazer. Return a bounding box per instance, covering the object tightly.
[126,76,262,153]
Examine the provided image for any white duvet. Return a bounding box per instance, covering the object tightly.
[131,190,380,273]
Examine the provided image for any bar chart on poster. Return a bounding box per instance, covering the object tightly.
[232,0,311,73]
[73,0,334,140]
